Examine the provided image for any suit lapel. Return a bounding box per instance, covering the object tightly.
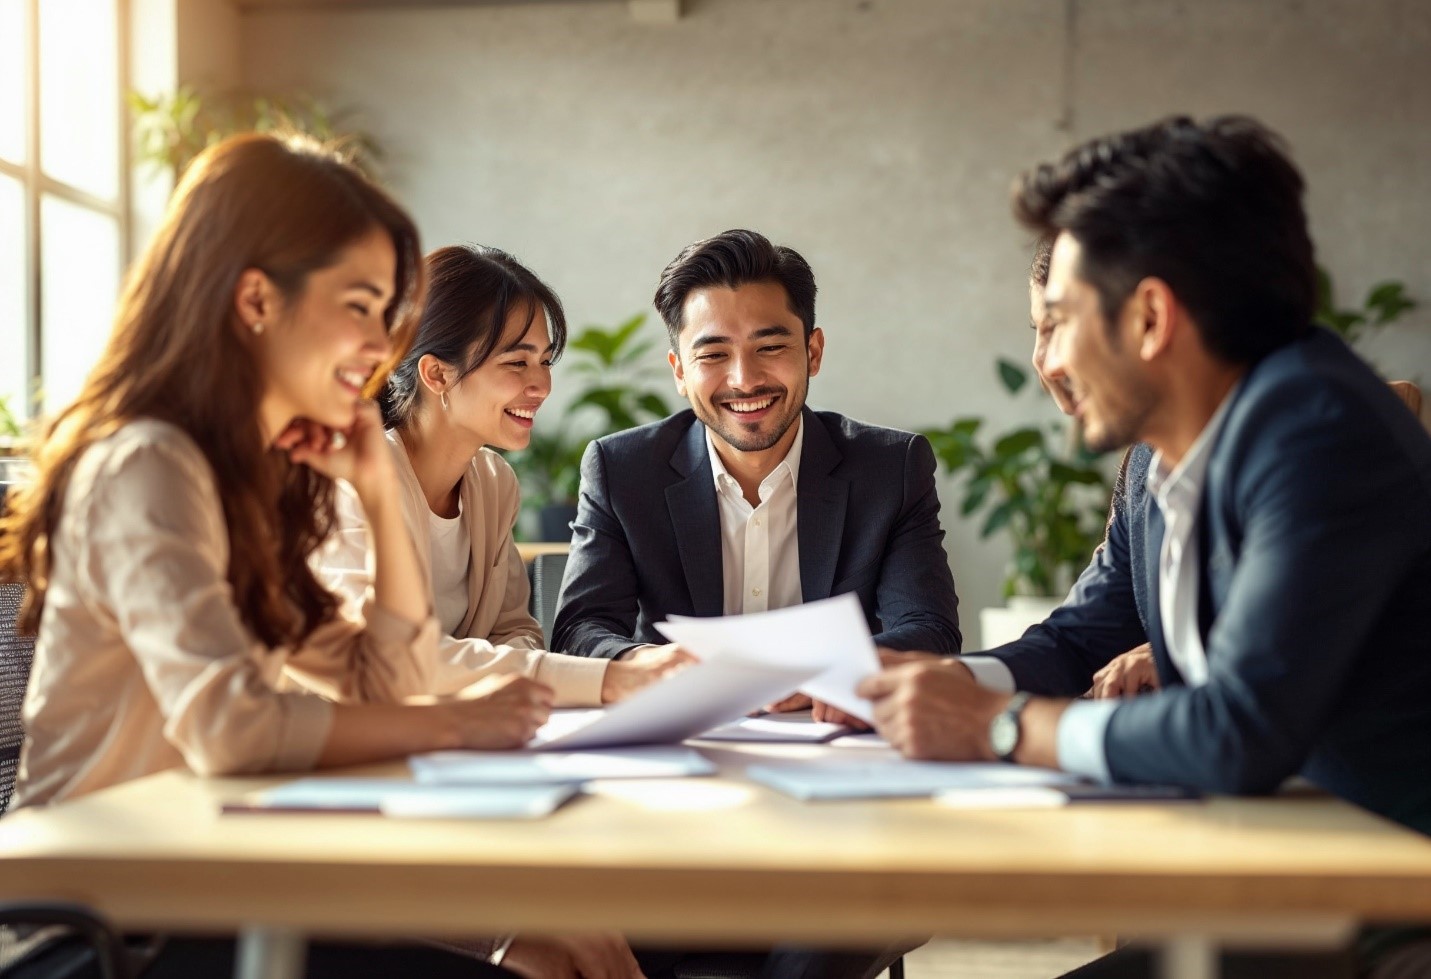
[796,411,848,601]
[1142,500,1181,685]
[665,420,725,617]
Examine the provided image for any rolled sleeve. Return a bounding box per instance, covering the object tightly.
[1056,699,1119,783]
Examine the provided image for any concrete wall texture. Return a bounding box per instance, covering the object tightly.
[239,0,1431,639]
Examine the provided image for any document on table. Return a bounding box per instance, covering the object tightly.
[410,745,716,784]
[694,715,851,744]
[528,655,821,750]
[746,759,1083,801]
[223,779,579,819]
[658,593,882,723]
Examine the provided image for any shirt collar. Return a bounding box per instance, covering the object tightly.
[706,415,805,498]
[1146,382,1242,509]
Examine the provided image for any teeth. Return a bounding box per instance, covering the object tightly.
[507,408,536,420]
[337,369,368,389]
[726,397,775,413]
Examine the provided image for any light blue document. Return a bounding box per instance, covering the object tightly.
[225,779,579,819]
[410,745,717,784]
[746,760,1082,801]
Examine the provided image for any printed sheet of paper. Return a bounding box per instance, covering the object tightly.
[223,778,578,819]
[659,593,882,722]
[746,759,1082,801]
[410,745,716,784]
[528,655,821,750]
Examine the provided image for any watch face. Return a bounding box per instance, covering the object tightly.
[990,711,1018,759]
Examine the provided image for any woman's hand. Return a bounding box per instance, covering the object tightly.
[601,644,697,703]
[274,400,394,500]
[442,674,555,749]
[501,934,645,979]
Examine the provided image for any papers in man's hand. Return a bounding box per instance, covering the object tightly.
[222,779,578,819]
[658,593,881,722]
[746,759,1082,801]
[529,656,820,750]
[410,745,716,783]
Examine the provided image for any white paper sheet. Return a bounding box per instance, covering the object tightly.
[410,745,716,784]
[529,655,821,750]
[694,716,850,744]
[746,759,1083,801]
[225,778,578,820]
[658,593,882,722]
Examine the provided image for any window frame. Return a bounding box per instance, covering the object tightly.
[0,0,132,422]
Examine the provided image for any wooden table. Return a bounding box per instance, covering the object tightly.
[2,740,1430,979]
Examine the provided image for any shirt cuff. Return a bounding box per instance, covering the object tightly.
[958,655,1016,694]
[533,652,610,707]
[1055,699,1119,784]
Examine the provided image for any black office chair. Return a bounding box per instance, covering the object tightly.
[0,484,136,979]
[527,551,568,649]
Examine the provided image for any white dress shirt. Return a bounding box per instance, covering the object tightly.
[706,418,805,616]
[1055,386,1240,781]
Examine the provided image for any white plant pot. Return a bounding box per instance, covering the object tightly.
[977,595,1063,651]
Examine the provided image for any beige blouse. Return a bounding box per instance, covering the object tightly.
[14,420,439,809]
[311,433,607,707]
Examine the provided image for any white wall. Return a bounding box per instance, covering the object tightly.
[240,0,1431,637]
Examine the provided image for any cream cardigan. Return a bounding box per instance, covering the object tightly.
[15,420,439,808]
[312,432,607,707]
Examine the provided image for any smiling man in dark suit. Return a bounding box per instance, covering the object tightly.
[553,228,960,691]
[860,116,1431,978]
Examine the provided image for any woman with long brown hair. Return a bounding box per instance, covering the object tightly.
[0,133,552,819]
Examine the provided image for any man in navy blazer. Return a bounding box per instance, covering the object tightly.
[861,115,1431,975]
[554,229,960,676]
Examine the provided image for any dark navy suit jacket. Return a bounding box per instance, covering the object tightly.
[985,442,1155,697]
[1000,329,1431,835]
[552,407,962,661]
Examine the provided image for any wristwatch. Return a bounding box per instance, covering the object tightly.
[989,691,1033,762]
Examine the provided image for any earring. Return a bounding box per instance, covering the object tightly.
[251,322,265,335]
[440,391,449,411]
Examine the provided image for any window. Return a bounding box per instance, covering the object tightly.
[0,0,129,424]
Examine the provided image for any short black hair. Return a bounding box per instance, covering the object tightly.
[653,229,817,350]
[1013,115,1315,365]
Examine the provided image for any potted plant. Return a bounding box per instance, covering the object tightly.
[505,313,674,541]
[920,359,1109,649]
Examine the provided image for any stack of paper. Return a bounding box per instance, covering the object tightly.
[746,759,1083,801]
[410,745,716,783]
[223,779,579,819]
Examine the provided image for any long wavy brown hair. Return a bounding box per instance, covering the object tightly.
[0,133,425,647]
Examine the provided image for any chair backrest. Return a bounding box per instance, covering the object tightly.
[0,581,32,818]
[527,552,569,650]
[1388,380,1423,421]
[0,483,34,817]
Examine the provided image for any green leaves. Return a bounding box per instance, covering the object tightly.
[996,358,1028,394]
[129,85,382,179]
[1314,264,1417,349]
[920,360,1112,598]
